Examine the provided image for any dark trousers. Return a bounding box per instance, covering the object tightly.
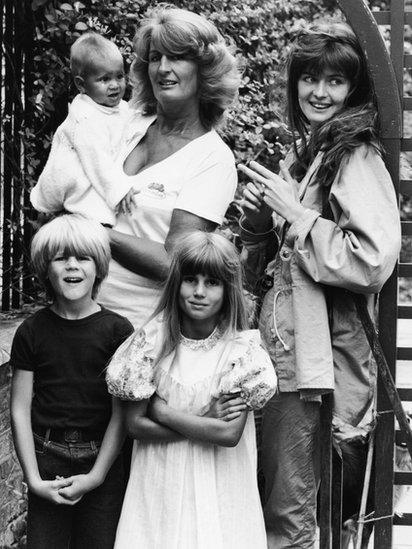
[261,392,321,549]
[27,432,126,549]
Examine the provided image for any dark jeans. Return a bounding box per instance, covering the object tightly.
[261,392,321,549]
[27,432,126,549]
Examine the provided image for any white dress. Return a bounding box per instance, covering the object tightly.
[106,320,277,549]
[98,111,238,328]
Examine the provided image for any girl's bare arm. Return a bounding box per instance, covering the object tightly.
[151,395,248,447]
[125,399,184,442]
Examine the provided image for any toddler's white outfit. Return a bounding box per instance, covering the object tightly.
[31,94,133,225]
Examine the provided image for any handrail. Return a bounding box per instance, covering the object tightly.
[337,0,402,139]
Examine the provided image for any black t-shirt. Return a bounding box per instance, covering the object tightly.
[10,306,133,432]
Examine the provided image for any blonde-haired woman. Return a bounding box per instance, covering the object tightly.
[99,6,241,328]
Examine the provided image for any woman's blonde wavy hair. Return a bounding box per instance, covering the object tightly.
[130,5,241,129]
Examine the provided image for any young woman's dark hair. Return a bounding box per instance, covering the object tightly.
[287,22,381,187]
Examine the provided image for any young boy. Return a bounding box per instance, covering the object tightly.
[10,214,134,548]
[30,33,134,226]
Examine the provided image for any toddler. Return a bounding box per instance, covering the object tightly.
[31,33,134,226]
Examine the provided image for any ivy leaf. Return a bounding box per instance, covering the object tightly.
[74,22,88,31]
[59,3,73,10]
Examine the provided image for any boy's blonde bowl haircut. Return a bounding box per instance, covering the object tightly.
[31,214,111,300]
[70,32,123,78]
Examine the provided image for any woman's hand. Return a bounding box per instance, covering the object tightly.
[239,176,273,233]
[204,392,247,422]
[239,160,305,224]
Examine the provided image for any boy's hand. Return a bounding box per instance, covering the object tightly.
[204,392,247,421]
[30,478,78,505]
[117,189,140,215]
[58,474,98,503]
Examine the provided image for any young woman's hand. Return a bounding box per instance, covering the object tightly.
[239,160,305,224]
[239,176,273,233]
[30,477,78,505]
[204,392,247,422]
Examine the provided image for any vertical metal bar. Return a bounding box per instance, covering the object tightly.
[319,394,332,549]
[11,0,23,309]
[331,454,343,548]
[22,0,35,301]
[2,0,14,311]
[373,0,404,541]
[389,0,405,96]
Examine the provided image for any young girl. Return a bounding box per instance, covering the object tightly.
[106,231,277,548]
[10,214,133,549]
[238,23,401,548]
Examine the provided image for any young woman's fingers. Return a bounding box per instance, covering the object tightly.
[246,180,264,195]
[278,159,294,184]
[243,188,263,208]
[238,164,270,187]
[248,160,278,180]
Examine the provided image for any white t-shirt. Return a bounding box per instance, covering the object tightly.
[99,112,237,327]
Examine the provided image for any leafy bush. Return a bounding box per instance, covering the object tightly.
[28,0,338,187]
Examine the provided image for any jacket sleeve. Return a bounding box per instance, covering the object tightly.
[285,145,401,293]
[239,216,279,295]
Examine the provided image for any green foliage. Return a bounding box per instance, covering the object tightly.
[28,0,338,186]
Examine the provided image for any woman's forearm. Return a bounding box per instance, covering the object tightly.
[108,229,170,280]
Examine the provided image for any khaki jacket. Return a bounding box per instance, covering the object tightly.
[241,145,401,438]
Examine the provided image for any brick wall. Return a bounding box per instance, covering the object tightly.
[0,315,27,549]
[0,361,26,549]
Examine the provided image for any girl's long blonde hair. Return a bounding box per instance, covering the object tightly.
[150,231,248,362]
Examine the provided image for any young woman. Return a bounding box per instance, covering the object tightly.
[238,22,401,548]
[106,232,277,548]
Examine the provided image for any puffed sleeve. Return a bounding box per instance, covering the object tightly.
[217,330,277,410]
[106,318,163,401]
[285,145,401,293]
